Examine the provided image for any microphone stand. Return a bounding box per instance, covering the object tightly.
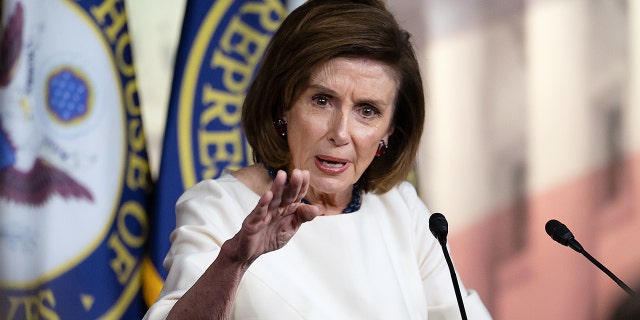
[436,240,468,320]
[546,219,636,297]
[570,239,636,296]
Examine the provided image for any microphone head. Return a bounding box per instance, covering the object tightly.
[545,219,575,246]
[429,212,448,244]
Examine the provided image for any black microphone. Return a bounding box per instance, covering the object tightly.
[429,212,448,245]
[429,213,468,320]
[545,219,636,296]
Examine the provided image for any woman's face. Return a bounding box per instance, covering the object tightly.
[284,57,397,195]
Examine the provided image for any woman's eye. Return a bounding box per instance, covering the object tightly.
[360,105,380,118]
[312,94,329,106]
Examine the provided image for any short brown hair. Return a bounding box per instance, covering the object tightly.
[242,0,425,194]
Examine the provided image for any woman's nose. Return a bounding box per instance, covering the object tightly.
[328,110,350,146]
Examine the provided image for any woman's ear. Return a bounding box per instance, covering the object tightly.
[385,125,395,140]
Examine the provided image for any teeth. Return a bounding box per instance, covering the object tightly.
[321,160,345,168]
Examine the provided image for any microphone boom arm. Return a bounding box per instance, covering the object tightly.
[576,243,636,296]
[545,219,636,296]
[429,213,468,319]
[438,239,468,319]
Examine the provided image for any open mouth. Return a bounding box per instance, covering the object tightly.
[318,158,346,167]
[316,156,347,169]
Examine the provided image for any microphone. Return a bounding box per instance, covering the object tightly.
[429,212,448,245]
[545,219,636,296]
[429,213,468,320]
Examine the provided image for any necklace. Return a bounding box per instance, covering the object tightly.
[263,164,361,213]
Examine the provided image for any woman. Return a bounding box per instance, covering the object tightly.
[145,0,491,318]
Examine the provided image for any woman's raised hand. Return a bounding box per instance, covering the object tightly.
[228,169,321,265]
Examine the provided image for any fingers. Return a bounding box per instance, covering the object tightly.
[294,170,310,203]
[244,190,273,230]
[269,169,309,211]
[296,203,321,222]
[282,169,307,204]
[267,171,287,212]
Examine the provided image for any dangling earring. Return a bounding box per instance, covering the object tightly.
[376,140,388,157]
[274,118,287,138]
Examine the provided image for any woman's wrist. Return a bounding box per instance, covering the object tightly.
[219,236,255,272]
